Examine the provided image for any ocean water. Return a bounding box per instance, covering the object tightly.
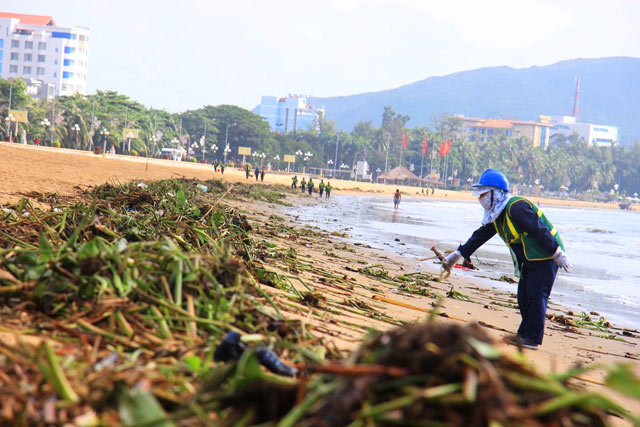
[293,194,640,329]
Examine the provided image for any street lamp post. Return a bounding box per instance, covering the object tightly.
[72,123,81,148]
[429,149,435,180]
[295,150,303,172]
[333,133,339,174]
[273,154,280,171]
[259,152,266,168]
[40,118,51,145]
[224,122,237,163]
[211,144,218,163]
[304,151,313,174]
[340,163,349,180]
[200,138,206,162]
[5,114,16,142]
[327,159,334,177]
[383,132,390,184]
[149,135,159,157]
[100,128,110,154]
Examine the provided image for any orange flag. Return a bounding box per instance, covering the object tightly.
[422,136,427,156]
[402,132,407,150]
[442,139,451,156]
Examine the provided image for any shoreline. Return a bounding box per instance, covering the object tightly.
[1,141,639,421]
[290,193,640,330]
[255,190,640,419]
[0,142,629,211]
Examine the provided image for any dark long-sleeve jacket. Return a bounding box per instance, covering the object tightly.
[458,199,559,266]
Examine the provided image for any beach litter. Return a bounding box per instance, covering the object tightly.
[0,178,638,425]
[203,321,639,426]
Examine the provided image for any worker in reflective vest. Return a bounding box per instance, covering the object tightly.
[443,169,571,350]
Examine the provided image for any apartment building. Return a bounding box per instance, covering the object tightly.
[543,115,618,147]
[0,12,90,98]
[257,94,324,133]
[456,116,552,149]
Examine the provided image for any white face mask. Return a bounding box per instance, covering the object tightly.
[478,191,493,211]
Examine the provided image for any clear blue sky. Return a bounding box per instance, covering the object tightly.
[5,0,640,112]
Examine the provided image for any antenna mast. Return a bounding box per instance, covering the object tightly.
[572,77,580,119]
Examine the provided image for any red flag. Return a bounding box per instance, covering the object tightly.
[438,141,445,157]
[442,139,451,156]
[402,132,407,150]
[422,136,427,156]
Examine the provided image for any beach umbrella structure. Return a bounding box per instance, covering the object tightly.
[376,166,421,184]
[377,166,440,186]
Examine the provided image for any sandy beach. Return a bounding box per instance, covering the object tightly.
[1,142,625,211]
[1,142,639,422]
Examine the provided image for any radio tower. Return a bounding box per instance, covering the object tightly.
[572,76,580,120]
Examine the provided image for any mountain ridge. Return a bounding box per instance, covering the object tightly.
[315,57,640,144]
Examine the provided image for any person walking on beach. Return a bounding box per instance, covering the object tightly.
[393,189,401,209]
[260,167,265,182]
[213,160,219,173]
[318,179,325,198]
[325,182,332,198]
[291,175,298,190]
[255,167,260,182]
[220,162,225,174]
[307,178,314,195]
[301,177,306,193]
[442,169,571,350]
[245,164,250,179]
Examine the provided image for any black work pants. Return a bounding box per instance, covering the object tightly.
[517,259,558,344]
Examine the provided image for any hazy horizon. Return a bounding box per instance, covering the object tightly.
[4,1,640,111]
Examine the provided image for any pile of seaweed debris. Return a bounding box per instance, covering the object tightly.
[0,179,315,425]
[204,321,639,426]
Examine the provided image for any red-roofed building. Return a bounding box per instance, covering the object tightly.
[0,11,90,98]
[455,115,552,149]
[0,12,56,26]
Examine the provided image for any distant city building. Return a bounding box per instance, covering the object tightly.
[257,94,324,133]
[0,12,90,98]
[542,115,618,147]
[455,116,552,149]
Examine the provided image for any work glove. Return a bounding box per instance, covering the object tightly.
[553,247,572,273]
[443,250,463,269]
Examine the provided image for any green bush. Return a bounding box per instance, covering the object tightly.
[52,141,61,147]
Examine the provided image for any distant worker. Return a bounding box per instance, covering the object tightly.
[260,166,265,182]
[255,166,260,182]
[220,162,225,174]
[442,169,571,350]
[291,175,298,190]
[318,179,325,197]
[301,177,306,193]
[307,178,314,195]
[325,181,332,198]
[393,189,401,209]
[245,164,250,179]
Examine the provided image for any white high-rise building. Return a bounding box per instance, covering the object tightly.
[0,12,90,98]
[545,115,618,147]
[257,94,324,133]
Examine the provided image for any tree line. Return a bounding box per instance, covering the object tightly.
[1,78,638,196]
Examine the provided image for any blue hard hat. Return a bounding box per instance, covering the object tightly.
[472,169,509,192]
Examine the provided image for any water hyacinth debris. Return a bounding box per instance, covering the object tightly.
[0,178,638,425]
